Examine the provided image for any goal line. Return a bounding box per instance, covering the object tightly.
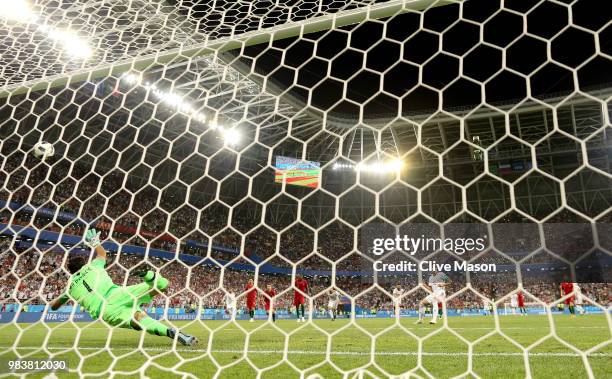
[5,346,610,358]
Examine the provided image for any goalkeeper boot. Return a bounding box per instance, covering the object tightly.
[179,333,199,347]
[168,328,199,346]
[139,270,169,292]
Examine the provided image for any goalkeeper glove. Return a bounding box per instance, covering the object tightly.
[84,228,101,248]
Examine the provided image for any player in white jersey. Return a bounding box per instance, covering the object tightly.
[224,290,237,321]
[573,283,585,315]
[416,272,450,324]
[392,283,404,318]
[509,293,518,315]
[327,289,341,321]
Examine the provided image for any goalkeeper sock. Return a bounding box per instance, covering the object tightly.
[138,316,169,337]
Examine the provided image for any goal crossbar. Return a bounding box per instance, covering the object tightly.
[0,0,453,99]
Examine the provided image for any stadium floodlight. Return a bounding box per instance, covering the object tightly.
[332,163,353,170]
[122,73,140,85]
[41,27,93,59]
[153,91,184,108]
[333,159,404,173]
[222,128,241,146]
[0,0,38,23]
[192,113,207,123]
[123,73,214,126]
[355,159,403,173]
[1,0,92,59]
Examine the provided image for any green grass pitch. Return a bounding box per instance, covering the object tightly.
[0,314,609,378]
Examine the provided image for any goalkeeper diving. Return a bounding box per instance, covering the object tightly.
[50,228,198,346]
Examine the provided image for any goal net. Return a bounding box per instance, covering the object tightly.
[1,0,611,377]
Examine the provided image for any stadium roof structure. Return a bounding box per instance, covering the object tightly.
[1,0,610,225]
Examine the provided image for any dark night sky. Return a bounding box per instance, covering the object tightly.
[218,0,611,116]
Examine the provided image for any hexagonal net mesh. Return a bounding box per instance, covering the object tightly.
[0,0,611,377]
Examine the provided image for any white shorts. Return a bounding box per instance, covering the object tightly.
[424,292,445,304]
[575,295,583,305]
[510,300,518,308]
[328,301,337,309]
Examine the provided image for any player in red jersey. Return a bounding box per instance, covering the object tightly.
[517,291,527,315]
[294,274,308,322]
[245,279,258,322]
[560,281,576,317]
[263,284,277,322]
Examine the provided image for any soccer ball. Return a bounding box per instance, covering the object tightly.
[32,141,55,160]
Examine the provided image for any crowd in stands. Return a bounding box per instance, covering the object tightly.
[1,245,610,314]
[1,157,611,314]
[1,166,364,270]
[3,157,602,271]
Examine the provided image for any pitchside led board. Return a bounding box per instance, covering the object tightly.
[274,156,321,188]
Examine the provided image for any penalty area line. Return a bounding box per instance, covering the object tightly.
[1,347,610,357]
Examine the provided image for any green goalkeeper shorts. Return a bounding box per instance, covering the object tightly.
[102,282,155,327]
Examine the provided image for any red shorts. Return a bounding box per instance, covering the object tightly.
[564,295,575,305]
[247,299,256,309]
[264,302,272,311]
[294,296,305,306]
[518,299,525,307]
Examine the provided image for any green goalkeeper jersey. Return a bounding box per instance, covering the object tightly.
[59,258,117,318]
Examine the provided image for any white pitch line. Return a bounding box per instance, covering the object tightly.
[40,325,609,331]
[1,347,610,358]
